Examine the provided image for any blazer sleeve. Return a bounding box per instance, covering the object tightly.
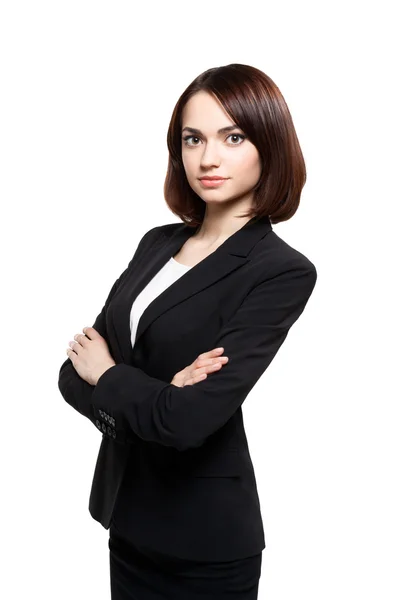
[91,259,318,451]
[57,227,159,433]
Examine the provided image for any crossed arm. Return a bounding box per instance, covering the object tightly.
[87,261,317,451]
[58,227,160,430]
[58,230,317,452]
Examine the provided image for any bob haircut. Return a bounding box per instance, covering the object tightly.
[164,63,307,227]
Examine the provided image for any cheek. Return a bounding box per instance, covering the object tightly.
[233,152,261,182]
[182,152,196,176]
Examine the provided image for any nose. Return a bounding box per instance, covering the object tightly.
[199,141,221,169]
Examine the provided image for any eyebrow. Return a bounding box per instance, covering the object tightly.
[181,125,242,135]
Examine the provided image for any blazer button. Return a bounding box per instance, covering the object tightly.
[95,420,101,430]
[102,423,106,432]
[112,430,116,439]
[107,426,112,436]
[99,410,104,417]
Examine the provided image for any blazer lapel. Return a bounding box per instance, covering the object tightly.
[111,215,272,364]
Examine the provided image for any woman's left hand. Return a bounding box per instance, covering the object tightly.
[66,326,116,386]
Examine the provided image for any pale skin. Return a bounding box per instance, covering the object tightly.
[66,329,228,387]
[67,89,262,385]
[66,327,117,386]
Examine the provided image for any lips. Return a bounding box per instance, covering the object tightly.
[199,177,227,188]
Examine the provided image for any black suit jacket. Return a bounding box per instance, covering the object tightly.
[58,214,317,561]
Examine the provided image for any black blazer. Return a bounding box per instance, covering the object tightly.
[58,214,317,561]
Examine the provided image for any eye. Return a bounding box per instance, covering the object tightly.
[182,135,201,147]
[227,134,246,145]
[182,134,246,147]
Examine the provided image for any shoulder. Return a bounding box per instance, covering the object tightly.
[137,222,176,244]
[157,221,187,237]
[133,221,184,255]
[141,220,190,247]
[144,220,184,239]
[256,229,317,280]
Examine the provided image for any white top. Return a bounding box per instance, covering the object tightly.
[130,257,192,347]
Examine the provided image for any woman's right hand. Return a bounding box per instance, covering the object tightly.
[171,347,229,387]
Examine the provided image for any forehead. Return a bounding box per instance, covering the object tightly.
[181,91,236,131]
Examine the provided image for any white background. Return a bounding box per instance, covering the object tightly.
[1,1,399,598]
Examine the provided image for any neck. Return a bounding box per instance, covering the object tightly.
[193,205,255,245]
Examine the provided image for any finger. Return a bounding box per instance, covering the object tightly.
[194,362,222,377]
[195,353,226,367]
[66,347,76,363]
[82,326,101,340]
[68,340,83,355]
[183,373,207,387]
[197,347,224,360]
[196,356,228,368]
[194,357,212,368]
[194,356,228,369]
[73,333,89,347]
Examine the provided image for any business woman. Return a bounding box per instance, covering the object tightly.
[58,63,317,599]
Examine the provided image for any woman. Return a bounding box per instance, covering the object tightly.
[58,63,317,599]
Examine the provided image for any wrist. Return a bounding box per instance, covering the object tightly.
[94,361,116,386]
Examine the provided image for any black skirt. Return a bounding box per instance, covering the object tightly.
[109,522,262,600]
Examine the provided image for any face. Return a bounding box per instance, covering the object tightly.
[181,91,262,210]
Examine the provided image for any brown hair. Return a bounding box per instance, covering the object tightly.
[163,63,307,227]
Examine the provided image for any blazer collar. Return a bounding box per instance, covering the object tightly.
[112,215,272,364]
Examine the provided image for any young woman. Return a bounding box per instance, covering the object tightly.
[58,63,317,599]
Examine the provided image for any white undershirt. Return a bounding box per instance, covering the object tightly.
[130,257,192,348]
